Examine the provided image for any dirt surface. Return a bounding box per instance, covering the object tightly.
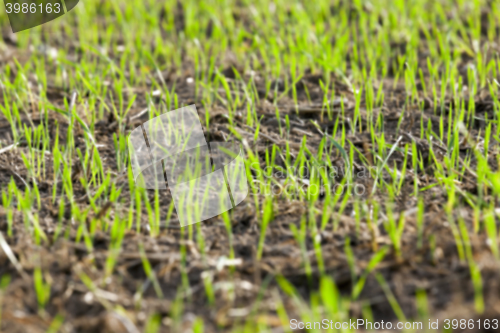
[1,2,500,333]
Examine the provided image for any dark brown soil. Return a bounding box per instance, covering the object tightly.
[1,9,500,333]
